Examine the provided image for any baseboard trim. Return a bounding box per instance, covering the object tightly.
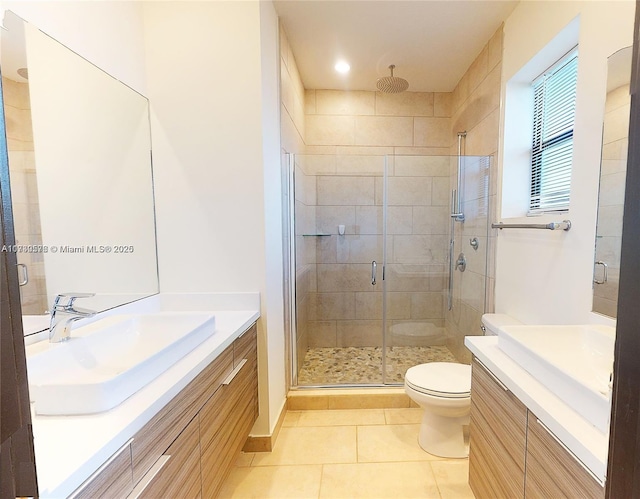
[242,399,287,453]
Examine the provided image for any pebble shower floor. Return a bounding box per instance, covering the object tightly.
[297,346,457,385]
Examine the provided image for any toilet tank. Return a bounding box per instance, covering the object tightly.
[481,313,522,336]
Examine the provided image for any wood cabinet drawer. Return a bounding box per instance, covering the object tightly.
[201,345,258,498]
[72,441,133,499]
[525,414,604,499]
[233,325,257,368]
[131,344,234,484]
[138,415,201,499]
[468,358,527,499]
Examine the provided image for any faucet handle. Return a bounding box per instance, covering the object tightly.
[53,292,96,310]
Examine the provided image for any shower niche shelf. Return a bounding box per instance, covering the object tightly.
[301,233,331,237]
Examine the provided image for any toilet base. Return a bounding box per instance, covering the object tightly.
[418,410,469,458]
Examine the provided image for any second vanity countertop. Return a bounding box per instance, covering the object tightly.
[29,302,259,498]
[465,336,608,484]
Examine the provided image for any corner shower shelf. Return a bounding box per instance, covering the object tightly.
[301,233,331,237]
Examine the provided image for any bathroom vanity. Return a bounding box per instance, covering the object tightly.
[27,296,260,499]
[466,332,608,499]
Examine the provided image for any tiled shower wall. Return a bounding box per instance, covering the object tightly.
[593,82,630,317]
[446,26,502,362]
[3,77,47,315]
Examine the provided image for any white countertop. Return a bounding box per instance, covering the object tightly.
[465,336,608,484]
[30,306,259,498]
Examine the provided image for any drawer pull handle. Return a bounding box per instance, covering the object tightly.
[223,359,248,385]
[474,358,509,392]
[535,418,604,486]
[127,455,171,499]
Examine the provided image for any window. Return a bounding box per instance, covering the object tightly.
[530,50,578,213]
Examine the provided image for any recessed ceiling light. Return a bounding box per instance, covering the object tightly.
[335,61,350,74]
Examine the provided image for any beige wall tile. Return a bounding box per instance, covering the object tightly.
[414,117,452,148]
[252,426,357,466]
[305,89,317,114]
[354,292,383,320]
[375,92,434,117]
[385,264,446,292]
[336,320,383,346]
[387,177,433,206]
[317,263,372,292]
[316,206,357,235]
[355,206,383,235]
[412,206,449,234]
[336,154,385,176]
[297,154,336,175]
[487,26,503,71]
[355,116,414,146]
[598,172,626,207]
[306,115,355,146]
[603,104,631,144]
[431,177,451,206]
[394,147,451,156]
[2,78,31,110]
[464,109,499,157]
[309,292,355,320]
[337,234,383,263]
[410,292,445,319]
[319,462,440,498]
[392,235,448,264]
[317,176,375,205]
[308,321,338,347]
[605,84,630,114]
[316,90,375,116]
[468,45,489,93]
[394,155,450,177]
[434,92,452,117]
[281,63,295,116]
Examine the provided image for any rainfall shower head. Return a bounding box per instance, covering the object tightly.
[376,65,409,94]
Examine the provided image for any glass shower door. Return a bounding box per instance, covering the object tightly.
[382,155,454,384]
[292,153,385,386]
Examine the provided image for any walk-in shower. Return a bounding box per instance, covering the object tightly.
[285,153,491,387]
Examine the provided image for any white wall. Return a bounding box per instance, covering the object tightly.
[496,1,634,324]
[142,0,284,436]
[2,1,147,94]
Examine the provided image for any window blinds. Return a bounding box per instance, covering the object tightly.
[530,51,578,213]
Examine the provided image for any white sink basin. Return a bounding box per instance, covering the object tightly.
[27,312,215,415]
[497,324,615,432]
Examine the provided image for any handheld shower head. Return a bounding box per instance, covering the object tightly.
[376,65,409,94]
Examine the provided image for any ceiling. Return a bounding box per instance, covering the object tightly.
[274,0,519,93]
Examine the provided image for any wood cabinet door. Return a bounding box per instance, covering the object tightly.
[525,415,604,499]
[468,358,527,499]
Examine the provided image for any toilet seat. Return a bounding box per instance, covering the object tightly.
[405,362,471,399]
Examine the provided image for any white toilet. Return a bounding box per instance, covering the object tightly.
[404,314,521,458]
[404,362,472,458]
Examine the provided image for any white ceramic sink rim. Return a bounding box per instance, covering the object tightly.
[27,312,216,415]
[497,324,615,433]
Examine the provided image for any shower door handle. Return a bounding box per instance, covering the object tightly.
[371,261,377,286]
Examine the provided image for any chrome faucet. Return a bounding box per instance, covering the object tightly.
[49,293,96,343]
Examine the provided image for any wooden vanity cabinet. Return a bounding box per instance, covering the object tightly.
[468,358,527,499]
[69,323,258,499]
[525,415,604,499]
[468,356,606,499]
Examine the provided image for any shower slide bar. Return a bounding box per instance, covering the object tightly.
[491,220,572,231]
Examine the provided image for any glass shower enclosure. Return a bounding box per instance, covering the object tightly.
[287,153,490,387]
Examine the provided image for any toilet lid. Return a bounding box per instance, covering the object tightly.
[405,362,471,399]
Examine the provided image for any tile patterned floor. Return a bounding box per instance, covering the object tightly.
[297,346,458,385]
[218,408,475,499]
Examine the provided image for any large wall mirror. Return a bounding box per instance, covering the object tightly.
[592,46,632,318]
[1,11,159,334]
